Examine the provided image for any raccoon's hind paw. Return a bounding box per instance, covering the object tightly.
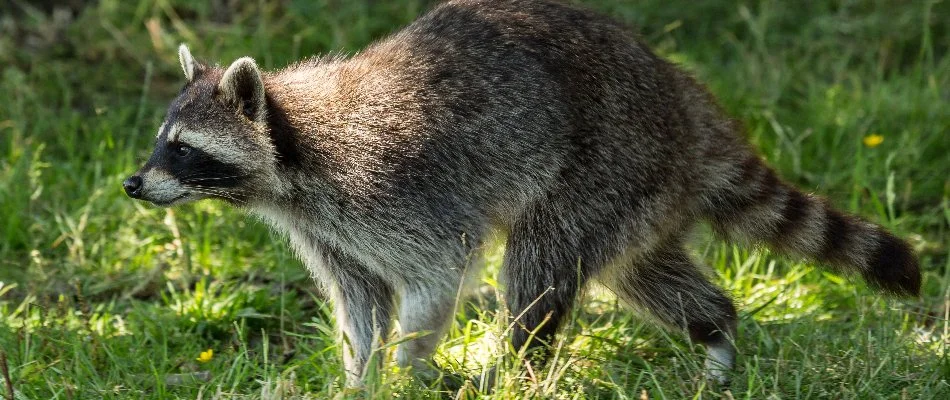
[704,343,735,386]
[705,367,731,387]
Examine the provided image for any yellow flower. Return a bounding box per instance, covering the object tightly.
[196,349,213,363]
[863,134,884,148]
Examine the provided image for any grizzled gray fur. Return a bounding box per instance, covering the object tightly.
[124,0,920,386]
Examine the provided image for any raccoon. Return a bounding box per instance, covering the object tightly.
[124,0,920,387]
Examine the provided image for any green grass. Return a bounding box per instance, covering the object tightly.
[1,0,948,398]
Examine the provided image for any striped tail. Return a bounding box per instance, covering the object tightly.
[701,155,920,296]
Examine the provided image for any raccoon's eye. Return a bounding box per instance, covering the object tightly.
[175,144,192,157]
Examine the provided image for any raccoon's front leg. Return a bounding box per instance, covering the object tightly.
[321,250,395,386]
[395,284,456,376]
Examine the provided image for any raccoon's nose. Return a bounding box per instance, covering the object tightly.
[123,176,143,198]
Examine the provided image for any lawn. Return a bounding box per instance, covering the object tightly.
[0,0,947,398]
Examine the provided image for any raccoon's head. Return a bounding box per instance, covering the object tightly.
[124,45,279,207]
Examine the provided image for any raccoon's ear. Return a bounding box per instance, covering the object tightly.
[178,44,202,82]
[219,57,267,123]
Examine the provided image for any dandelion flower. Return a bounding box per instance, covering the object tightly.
[863,134,884,148]
[197,349,213,363]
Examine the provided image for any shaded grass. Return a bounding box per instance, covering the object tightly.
[0,0,948,398]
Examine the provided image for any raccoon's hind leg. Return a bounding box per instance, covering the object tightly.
[500,203,617,361]
[600,242,738,384]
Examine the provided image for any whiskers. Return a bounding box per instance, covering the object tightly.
[186,184,248,205]
[174,172,253,205]
[180,173,249,183]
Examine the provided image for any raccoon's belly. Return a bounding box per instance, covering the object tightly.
[253,201,481,285]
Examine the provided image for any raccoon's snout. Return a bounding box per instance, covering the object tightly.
[123,175,143,198]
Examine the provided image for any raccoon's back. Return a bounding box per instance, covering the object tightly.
[277,0,708,226]
[358,0,700,210]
